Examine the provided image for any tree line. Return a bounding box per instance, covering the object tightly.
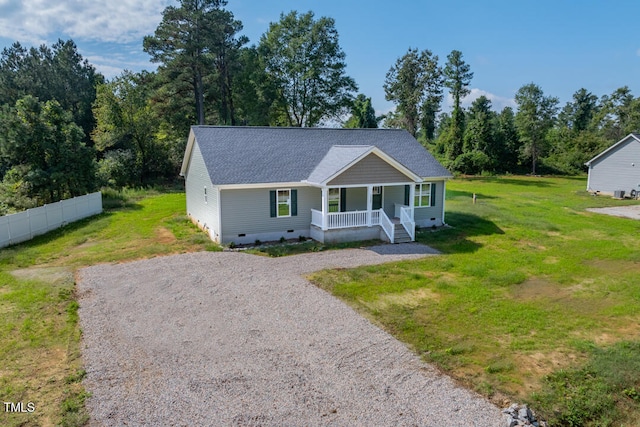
[0,0,638,213]
[384,48,640,176]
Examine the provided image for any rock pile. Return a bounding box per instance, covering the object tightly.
[502,404,547,427]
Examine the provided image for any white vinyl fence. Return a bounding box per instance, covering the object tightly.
[0,192,102,248]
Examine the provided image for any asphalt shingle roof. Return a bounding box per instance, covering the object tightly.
[189,126,452,185]
[307,145,374,184]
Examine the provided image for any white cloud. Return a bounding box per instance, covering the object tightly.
[444,88,516,112]
[0,0,173,44]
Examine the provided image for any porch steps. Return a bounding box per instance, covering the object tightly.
[393,223,412,244]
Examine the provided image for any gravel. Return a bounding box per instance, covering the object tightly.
[586,205,640,220]
[78,243,506,426]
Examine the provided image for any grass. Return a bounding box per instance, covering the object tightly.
[309,176,640,426]
[0,188,220,427]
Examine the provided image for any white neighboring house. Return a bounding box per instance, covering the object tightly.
[180,126,452,245]
[585,133,640,197]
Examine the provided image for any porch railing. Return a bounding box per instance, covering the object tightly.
[378,209,394,242]
[311,209,324,228]
[310,209,382,230]
[400,206,415,241]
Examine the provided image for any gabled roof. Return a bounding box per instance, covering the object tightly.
[181,126,452,185]
[585,133,640,166]
[305,145,422,185]
[306,145,373,184]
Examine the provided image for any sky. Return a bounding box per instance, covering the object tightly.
[1,0,640,117]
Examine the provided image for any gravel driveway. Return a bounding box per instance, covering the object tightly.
[78,244,505,426]
[587,204,640,220]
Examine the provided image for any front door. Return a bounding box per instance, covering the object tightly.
[372,186,383,210]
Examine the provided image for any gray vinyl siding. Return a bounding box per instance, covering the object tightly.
[345,187,367,211]
[589,139,640,194]
[185,143,219,239]
[328,153,412,186]
[415,181,444,225]
[383,185,405,218]
[220,186,320,242]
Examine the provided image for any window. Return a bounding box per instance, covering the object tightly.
[270,189,297,218]
[415,183,432,207]
[328,188,340,212]
[372,186,382,195]
[277,189,291,217]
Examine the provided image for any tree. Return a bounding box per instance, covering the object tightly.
[144,0,246,126]
[463,96,494,153]
[593,87,640,141]
[344,94,379,128]
[0,96,96,209]
[0,40,104,143]
[494,107,521,172]
[232,46,279,125]
[558,88,599,133]
[514,83,558,174]
[92,71,172,186]
[258,11,357,127]
[383,48,442,137]
[443,50,473,160]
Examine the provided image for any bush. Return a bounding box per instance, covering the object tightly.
[97,149,140,188]
[451,151,491,175]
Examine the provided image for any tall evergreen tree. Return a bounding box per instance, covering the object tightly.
[143,0,246,127]
[514,83,558,174]
[494,107,520,172]
[558,88,599,133]
[443,50,473,160]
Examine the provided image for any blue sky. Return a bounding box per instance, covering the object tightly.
[1,0,639,117]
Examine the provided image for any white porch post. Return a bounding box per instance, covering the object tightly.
[366,185,373,226]
[442,181,447,225]
[321,187,328,230]
[409,183,416,220]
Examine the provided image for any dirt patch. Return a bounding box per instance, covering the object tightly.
[510,278,570,301]
[587,258,640,275]
[368,287,441,310]
[587,205,640,220]
[590,322,640,345]
[155,227,176,244]
[510,350,584,395]
[11,266,73,285]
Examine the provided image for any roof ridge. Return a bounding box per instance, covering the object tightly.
[192,125,405,132]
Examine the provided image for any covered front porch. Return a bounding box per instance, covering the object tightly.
[309,184,415,244]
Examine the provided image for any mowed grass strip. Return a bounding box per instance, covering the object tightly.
[0,189,219,427]
[310,176,640,426]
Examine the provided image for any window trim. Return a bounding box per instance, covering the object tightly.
[415,183,432,207]
[276,188,291,218]
[328,188,340,213]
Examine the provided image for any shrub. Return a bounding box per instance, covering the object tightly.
[451,150,491,175]
[97,149,140,188]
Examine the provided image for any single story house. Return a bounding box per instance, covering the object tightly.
[180,126,452,245]
[585,133,640,197]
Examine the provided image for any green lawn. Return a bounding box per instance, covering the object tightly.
[310,176,640,426]
[3,179,640,426]
[0,189,219,427]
